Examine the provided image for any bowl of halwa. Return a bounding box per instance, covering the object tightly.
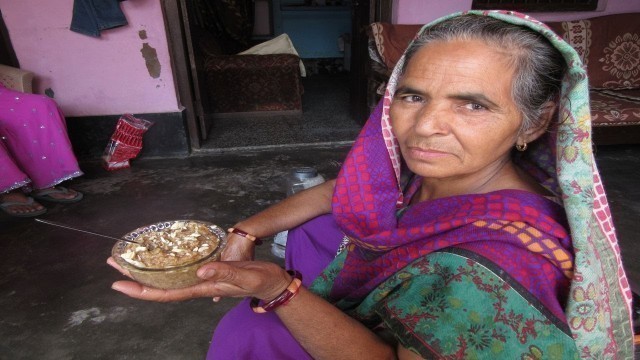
[111,220,227,289]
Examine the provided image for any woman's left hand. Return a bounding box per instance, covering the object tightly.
[107,257,292,302]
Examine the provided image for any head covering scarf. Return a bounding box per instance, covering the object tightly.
[330,10,633,358]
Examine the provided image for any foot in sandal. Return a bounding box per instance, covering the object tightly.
[0,190,47,217]
[31,186,83,203]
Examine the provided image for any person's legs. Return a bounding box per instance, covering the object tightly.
[0,87,83,194]
[0,139,29,192]
[0,141,46,217]
[207,214,343,359]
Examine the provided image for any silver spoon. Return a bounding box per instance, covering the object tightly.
[35,218,141,245]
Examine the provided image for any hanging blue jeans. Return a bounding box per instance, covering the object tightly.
[70,0,128,38]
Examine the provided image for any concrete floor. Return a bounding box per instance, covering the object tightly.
[0,144,638,359]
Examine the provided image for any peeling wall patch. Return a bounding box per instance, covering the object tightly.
[140,42,161,79]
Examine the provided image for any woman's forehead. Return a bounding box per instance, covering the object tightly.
[411,37,512,62]
[400,39,516,88]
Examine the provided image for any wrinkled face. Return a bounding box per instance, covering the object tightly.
[390,39,523,183]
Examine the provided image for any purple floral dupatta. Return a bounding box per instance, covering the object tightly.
[328,10,634,358]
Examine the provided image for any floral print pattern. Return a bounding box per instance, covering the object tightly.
[590,90,640,126]
[600,32,640,89]
[569,284,599,332]
[312,251,579,359]
[546,14,640,90]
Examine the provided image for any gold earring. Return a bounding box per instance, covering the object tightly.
[515,142,528,152]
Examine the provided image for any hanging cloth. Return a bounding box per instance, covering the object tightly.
[70,0,128,38]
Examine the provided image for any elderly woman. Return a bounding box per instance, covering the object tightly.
[108,11,634,359]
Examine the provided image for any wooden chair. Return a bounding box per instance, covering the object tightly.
[0,64,34,93]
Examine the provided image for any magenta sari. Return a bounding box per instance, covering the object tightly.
[0,84,83,193]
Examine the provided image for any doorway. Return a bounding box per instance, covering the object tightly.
[162,0,392,151]
[0,8,19,68]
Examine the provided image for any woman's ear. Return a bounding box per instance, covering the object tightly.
[519,101,557,144]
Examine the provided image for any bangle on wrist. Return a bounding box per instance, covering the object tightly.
[250,270,303,313]
[228,227,262,245]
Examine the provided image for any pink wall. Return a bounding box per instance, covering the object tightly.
[0,0,179,117]
[393,0,640,24]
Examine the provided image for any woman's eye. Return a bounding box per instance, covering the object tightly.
[464,103,487,111]
[401,95,423,103]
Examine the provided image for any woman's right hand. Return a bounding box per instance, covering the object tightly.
[219,179,336,262]
[220,233,256,261]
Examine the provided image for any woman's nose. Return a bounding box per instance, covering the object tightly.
[414,104,450,136]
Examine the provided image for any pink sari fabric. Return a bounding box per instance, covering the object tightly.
[0,84,82,193]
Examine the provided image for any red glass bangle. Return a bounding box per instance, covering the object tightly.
[250,270,303,314]
[228,227,262,245]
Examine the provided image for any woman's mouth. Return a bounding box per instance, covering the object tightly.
[407,146,452,160]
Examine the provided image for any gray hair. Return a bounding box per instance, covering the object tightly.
[401,14,566,132]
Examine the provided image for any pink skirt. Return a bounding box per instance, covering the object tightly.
[0,85,82,192]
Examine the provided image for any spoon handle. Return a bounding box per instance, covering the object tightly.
[35,218,140,245]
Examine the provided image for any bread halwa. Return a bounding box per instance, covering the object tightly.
[120,221,220,269]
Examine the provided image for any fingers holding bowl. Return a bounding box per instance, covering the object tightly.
[111,280,222,302]
[107,256,133,278]
[196,261,294,301]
